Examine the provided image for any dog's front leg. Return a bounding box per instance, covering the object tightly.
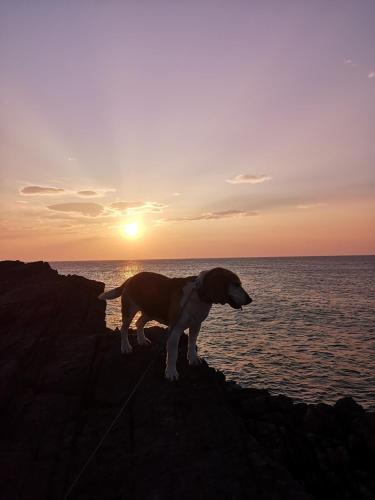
[165,327,183,381]
[120,324,132,354]
[188,323,203,365]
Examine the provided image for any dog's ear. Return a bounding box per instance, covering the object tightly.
[201,268,230,304]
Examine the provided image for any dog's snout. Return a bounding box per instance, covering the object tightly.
[245,294,252,305]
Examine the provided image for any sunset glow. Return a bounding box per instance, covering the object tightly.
[0,2,374,261]
[122,222,140,239]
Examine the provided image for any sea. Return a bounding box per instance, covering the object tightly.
[51,256,375,410]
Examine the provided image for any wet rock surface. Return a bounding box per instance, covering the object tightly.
[0,261,374,500]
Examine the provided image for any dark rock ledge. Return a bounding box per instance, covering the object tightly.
[0,261,374,500]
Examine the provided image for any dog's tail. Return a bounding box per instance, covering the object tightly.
[98,284,125,301]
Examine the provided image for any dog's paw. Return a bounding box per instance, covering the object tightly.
[165,366,179,381]
[188,356,204,366]
[121,343,133,354]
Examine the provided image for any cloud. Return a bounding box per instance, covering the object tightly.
[226,174,271,185]
[76,188,116,197]
[76,190,100,197]
[110,201,167,213]
[297,202,325,209]
[110,201,145,210]
[20,185,65,195]
[168,209,258,222]
[344,60,374,77]
[47,202,104,217]
[172,192,181,196]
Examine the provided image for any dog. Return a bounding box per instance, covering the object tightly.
[98,267,252,381]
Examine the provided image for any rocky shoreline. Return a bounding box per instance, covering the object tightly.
[0,260,374,500]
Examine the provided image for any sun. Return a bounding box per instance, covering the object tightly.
[122,222,140,239]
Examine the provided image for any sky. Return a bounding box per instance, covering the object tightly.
[0,1,374,261]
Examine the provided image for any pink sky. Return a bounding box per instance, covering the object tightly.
[0,1,374,260]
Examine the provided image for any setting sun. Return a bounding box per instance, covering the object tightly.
[123,222,140,239]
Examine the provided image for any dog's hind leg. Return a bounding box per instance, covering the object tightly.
[135,314,151,346]
[120,299,138,354]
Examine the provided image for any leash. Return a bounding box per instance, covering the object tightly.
[63,278,201,499]
[62,349,159,500]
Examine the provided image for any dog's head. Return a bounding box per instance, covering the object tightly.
[198,267,252,309]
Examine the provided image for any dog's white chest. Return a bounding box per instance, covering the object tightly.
[177,283,211,329]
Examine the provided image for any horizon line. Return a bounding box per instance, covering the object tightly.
[25,253,375,263]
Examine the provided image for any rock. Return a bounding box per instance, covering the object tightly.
[230,387,375,499]
[0,261,374,500]
[334,396,366,423]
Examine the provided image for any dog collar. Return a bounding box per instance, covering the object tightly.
[195,281,213,304]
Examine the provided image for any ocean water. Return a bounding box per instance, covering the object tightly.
[51,256,375,410]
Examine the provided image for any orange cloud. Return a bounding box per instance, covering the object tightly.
[76,190,100,197]
[168,209,258,221]
[111,201,167,213]
[47,202,103,216]
[20,185,65,195]
[226,174,271,185]
[297,202,326,209]
[110,201,145,210]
